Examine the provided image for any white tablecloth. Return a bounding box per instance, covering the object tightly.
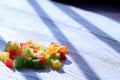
[0,0,120,80]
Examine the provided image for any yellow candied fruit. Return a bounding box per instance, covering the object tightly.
[12,42,20,50]
[49,44,60,52]
[51,59,61,69]
[37,50,45,55]
[49,45,54,49]
[0,52,9,61]
[4,41,14,52]
[45,48,55,54]
[53,46,59,52]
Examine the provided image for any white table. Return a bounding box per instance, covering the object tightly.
[0,0,120,80]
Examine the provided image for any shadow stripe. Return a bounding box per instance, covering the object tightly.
[52,2,120,53]
[28,0,101,80]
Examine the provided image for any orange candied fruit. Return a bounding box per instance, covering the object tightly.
[29,48,34,57]
[16,49,23,56]
[33,44,41,51]
[26,40,33,44]
[58,46,68,53]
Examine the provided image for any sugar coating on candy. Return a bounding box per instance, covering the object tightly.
[0,40,68,70]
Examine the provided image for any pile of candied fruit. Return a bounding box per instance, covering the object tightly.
[0,40,68,69]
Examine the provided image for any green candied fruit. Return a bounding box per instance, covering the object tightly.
[23,48,30,56]
[55,53,60,59]
[32,54,37,59]
[45,54,51,64]
[25,57,34,68]
[13,56,25,69]
[32,59,45,69]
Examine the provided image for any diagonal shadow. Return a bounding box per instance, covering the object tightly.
[0,36,6,51]
[52,2,120,53]
[17,68,51,80]
[28,0,101,80]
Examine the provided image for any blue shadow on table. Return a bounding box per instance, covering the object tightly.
[17,68,50,80]
[52,1,120,53]
[17,61,70,80]
[28,0,101,80]
[0,36,6,51]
